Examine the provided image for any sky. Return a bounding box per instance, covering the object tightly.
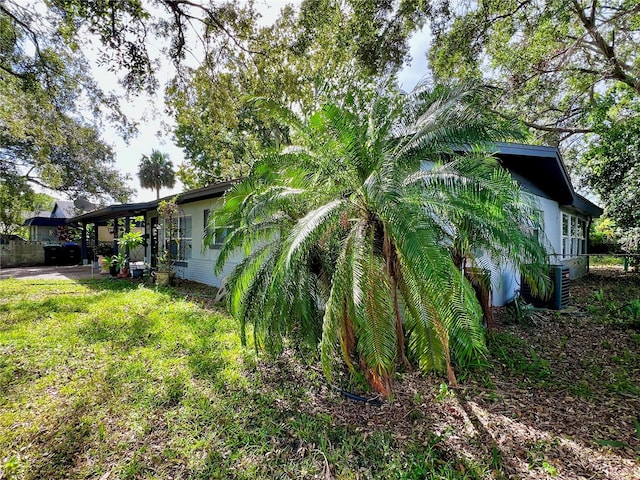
[96,2,431,204]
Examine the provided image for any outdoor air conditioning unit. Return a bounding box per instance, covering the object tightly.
[521,265,570,310]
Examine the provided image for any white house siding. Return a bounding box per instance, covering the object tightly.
[491,264,518,308]
[491,194,561,307]
[156,198,242,288]
[491,196,594,306]
[539,196,562,256]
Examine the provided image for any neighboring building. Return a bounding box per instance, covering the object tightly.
[0,234,26,245]
[23,199,95,242]
[69,144,601,305]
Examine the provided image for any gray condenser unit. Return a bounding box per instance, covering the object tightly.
[521,265,570,310]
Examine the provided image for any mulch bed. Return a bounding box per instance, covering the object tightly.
[176,268,640,479]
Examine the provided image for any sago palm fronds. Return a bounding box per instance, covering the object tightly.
[208,82,551,396]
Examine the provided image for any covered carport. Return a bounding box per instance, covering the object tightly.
[68,202,156,266]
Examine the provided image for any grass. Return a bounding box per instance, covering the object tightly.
[0,279,491,479]
[1,272,639,479]
[590,255,624,267]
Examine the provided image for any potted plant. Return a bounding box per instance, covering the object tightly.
[111,251,128,277]
[117,231,145,277]
[117,231,144,260]
[101,255,114,275]
[95,243,114,273]
[154,249,174,286]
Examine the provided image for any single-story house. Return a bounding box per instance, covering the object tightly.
[488,143,602,305]
[68,180,242,283]
[69,143,601,307]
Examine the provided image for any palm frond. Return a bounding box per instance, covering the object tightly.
[214,84,547,397]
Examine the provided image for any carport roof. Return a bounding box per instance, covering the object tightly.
[67,179,238,224]
[67,202,154,223]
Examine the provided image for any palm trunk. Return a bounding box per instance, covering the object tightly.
[383,225,411,370]
[393,283,412,371]
[340,298,356,371]
[464,267,496,332]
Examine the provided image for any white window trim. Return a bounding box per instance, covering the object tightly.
[159,214,192,261]
[203,209,229,249]
[561,212,586,258]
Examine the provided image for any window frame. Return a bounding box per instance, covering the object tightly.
[561,212,587,258]
[163,214,192,261]
[177,215,192,260]
[203,209,228,249]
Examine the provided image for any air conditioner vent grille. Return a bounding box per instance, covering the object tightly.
[520,265,569,310]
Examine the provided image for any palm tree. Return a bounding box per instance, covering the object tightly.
[209,83,550,396]
[138,150,176,199]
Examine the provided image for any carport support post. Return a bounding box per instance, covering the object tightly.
[94,223,99,264]
[81,222,88,265]
[113,218,119,253]
[125,216,131,258]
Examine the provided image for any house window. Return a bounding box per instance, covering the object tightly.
[167,215,192,260]
[203,209,229,249]
[178,215,192,260]
[561,213,586,257]
[531,208,544,241]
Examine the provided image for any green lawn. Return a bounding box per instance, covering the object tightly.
[1,275,639,479]
[0,279,482,479]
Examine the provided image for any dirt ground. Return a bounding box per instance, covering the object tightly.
[253,267,640,480]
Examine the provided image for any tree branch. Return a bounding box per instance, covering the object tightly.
[521,119,593,134]
[484,0,533,23]
[0,63,29,80]
[571,0,640,93]
[163,0,261,56]
[0,2,42,57]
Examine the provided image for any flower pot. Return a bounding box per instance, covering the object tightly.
[155,271,174,287]
[109,264,119,277]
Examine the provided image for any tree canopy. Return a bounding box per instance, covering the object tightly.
[167,0,431,188]
[0,2,135,202]
[1,0,433,197]
[427,0,640,228]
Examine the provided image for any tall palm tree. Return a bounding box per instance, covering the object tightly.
[209,83,551,396]
[138,150,176,199]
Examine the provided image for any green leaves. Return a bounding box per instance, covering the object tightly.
[427,0,640,235]
[0,4,138,202]
[212,84,550,396]
[138,150,176,200]
[582,95,640,230]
